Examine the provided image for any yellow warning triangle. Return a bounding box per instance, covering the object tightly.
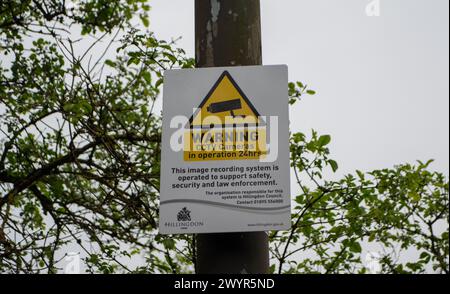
[189,71,265,129]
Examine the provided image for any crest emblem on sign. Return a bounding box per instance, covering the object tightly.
[177,207,191,222]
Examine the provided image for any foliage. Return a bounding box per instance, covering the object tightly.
[0,1,448,274]
[270,129,448,274]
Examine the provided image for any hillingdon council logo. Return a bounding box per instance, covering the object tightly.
[177,207,191,222]
[164,207,205,230]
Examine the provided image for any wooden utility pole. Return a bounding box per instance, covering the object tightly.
[195,0,269,274]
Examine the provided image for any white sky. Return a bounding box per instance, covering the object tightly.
[148,0,449,177]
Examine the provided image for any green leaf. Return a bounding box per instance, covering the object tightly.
[63,104,76,112]
[56,207,66,213]
[80,101,93,113]
[408,192,421,203]
[105,59,116,68]
[306,90,316,95]
[318,135,331,147]
[140,15,149,27]
[329,160,339,172]
[142,71,152,84]
[349,242,362,253]
[269,264,276,274]
[356,170,365,180]
[127,57,139,66]
[155,78,163,88]
[163,52,177,63]
[89,254,99,264]
[162,239,175,250]
[420,252,430,260]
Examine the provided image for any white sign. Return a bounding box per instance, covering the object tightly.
[159,65,291,234]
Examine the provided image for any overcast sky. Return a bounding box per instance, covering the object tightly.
[148,0,449,178]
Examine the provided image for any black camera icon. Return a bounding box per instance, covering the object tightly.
[206,99,244,118]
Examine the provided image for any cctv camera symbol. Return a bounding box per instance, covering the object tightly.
[207,99,244,118]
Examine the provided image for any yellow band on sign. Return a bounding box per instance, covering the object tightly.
[183,127,267,161]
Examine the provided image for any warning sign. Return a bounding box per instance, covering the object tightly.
[190,71,264,128]
[184,71,267,162]
[160,65,291,234]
